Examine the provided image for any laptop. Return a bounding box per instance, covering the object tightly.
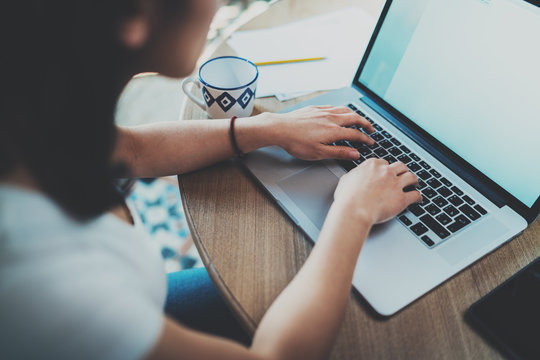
[243,0,540,316]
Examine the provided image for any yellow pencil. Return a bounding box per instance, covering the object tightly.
[253,57,326,66]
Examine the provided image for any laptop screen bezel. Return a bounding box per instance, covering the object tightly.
[351,0,540,224]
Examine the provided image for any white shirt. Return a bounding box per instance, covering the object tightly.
[0,185,167,360]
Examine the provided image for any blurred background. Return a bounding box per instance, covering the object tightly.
[116,0,272,127]
[209,1,272,42]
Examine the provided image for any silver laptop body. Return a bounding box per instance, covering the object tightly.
[243,0,540,315]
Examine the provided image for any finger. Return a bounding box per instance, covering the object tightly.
[399,171,419,188]
[320,145,359,160]
[332,113,374,133]
[389,161,409,175]
[335,127,375,146]
[326,106,352,114]
[311,105,334,109]
[364,157,388,167]
[404,190,423,205]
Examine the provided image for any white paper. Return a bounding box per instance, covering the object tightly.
[227,7,376,98]
[274,91,312,102]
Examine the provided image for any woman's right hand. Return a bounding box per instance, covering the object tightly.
[333,159,422,225]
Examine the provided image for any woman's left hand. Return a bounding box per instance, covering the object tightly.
[266,105,375,161]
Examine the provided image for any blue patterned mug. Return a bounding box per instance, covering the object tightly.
[181,56,258,119]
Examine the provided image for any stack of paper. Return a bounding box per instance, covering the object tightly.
[227,7,376,100]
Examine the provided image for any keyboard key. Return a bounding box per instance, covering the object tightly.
[447,215,471,233]
[350,141,366,149]
[436,213,452,225]
[437,186,452,198]
[422,187,438,198]
[374,148,388,157]
[417,180,427,190]
[455,214,471,226]
[433,196,449,208]
[366,154,377,159]
[389,147,402,156]
[373,124,383,131]
[451,186,464,196]
[411,222,429,236]
[397,154,412,164]
[398,215,412,226]
[426,178,442,189]
[358,148,372,157]
[369,142,379,149]
[448,195,464,207]
[462,195,475,205]
[474,204,487,215]
[441,177,452,187]
[429,169,442,178]
[459,204,481,221]
[407,162,421,172]
[371,132,384,141]
[400,145,411,153]
[348,104,357,110]
[365,117,374,124]
[443,205,460,217]
[417,170,431,180]
[410,153,421,162]
[408,204,425,216]
[447,222,463,233]
[381,131,392,138]
[380,140,393,149]
[419,161,431,170]
[355,155,366,164]
[421,235,435,247]
[419,196,431,207]
[383,155,397,164]
[356,110,366,117]
[420,214,451,239]
[426,204,441,215]
[391,138,401,146]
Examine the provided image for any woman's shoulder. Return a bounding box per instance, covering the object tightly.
[0,184,166,293]
[1,185,145,260]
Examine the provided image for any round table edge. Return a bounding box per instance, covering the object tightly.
[177,174,258,335]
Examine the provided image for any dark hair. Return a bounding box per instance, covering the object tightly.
[0,1,187,220]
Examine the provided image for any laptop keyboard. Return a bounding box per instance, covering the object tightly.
[334,104,488,249]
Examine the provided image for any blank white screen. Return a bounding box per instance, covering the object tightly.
[361,0,540,207]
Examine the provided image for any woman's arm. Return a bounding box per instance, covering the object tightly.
[113,106,375,177]
[146,159,422,360]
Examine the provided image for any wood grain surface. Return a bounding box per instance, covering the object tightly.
[179,0,540,358]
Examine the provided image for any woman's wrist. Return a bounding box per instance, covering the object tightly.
[330,197,375,228]
[233,112,282,153]
[316,199,374,258]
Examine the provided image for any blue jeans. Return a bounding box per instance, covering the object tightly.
[164,268,251,345]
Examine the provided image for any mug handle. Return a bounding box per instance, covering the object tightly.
[181,76,206,111]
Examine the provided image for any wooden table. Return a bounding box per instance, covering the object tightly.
[179,0,540,358]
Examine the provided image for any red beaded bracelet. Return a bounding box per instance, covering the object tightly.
[229,116,244,157]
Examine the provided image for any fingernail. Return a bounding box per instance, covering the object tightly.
[349,150,359,159]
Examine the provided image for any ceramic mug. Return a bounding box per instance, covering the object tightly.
[181,56,258,119]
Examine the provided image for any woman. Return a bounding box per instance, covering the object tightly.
[0,1,421,359]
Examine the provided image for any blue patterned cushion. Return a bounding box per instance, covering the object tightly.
[128,178,202,273]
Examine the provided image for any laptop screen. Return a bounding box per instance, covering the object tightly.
[357,0,540,208]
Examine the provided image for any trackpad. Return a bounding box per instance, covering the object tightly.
[277,165,339,229]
